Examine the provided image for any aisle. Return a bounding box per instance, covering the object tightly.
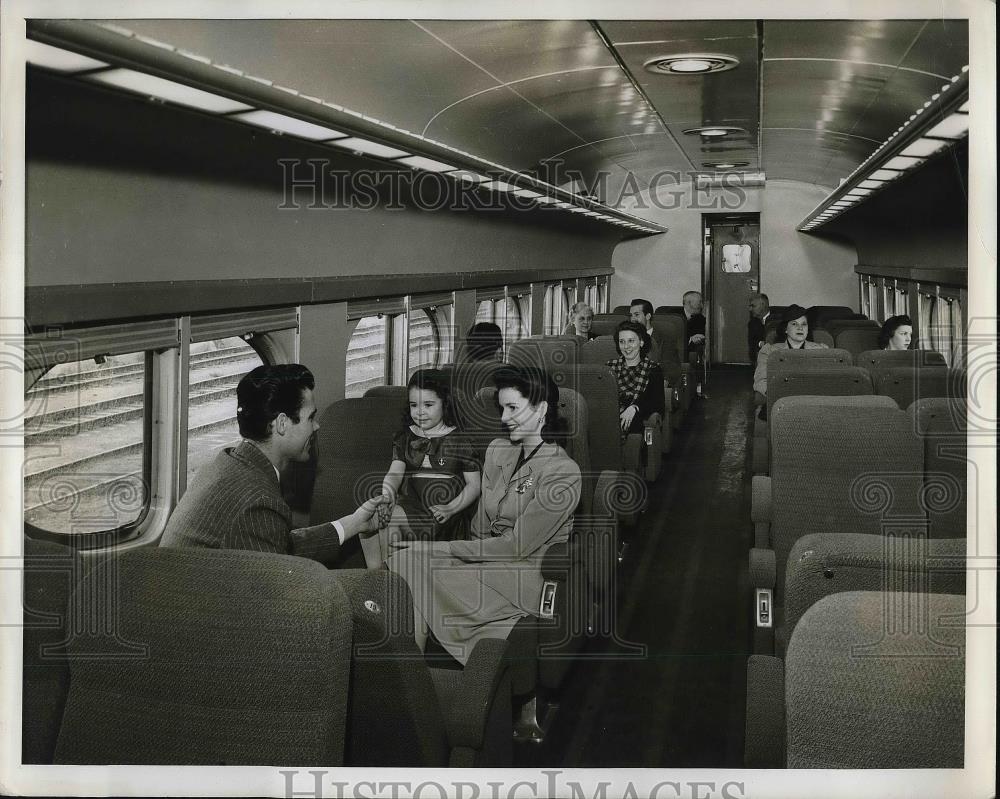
[521,367,754,767]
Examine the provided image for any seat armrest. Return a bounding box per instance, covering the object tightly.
[430,638,509,750]
[751,476,772,523]
[749,547,776,589]
[744,655,785,767]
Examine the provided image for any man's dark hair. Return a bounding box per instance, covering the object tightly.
[492,365,567,443]
[629,298,654,317]
[236,364,315,442]
[465,322,503,361]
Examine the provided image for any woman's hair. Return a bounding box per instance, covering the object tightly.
[236,363,315,442]
[492,365,567,443]
[403,368,458,428]
[569,301,593,319]
[879,314,914,349]
[614,320,651,358]
[465,322,503,361]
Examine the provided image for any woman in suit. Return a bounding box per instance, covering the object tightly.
[386,366,581,665]
[606,320,665,434]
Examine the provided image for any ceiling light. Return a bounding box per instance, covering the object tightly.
[683,126,746,138]
[858,179,884,189]
[702,161,749,169]
[482,180,516,193]
[958,101,969,112]
[26,40,108,72]
[447,170,490,183]
[328,137,409,159]
[845,189,871,196]
[900,138,949,158]
[534,197,559,204]
[644,53,740,75]
[513,189,543,199]
[868,169,901,181]
[924,113,969,139]
[882,155,923,171]
[232,110,346,140]
[86,68,252,113]
[397,155,457,172]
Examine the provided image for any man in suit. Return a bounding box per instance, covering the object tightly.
[628,297,665,364]
[160,363,384,564]
[682,290,707,396]
[747,292,772,364]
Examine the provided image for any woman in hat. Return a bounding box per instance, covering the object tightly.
[752,303,828,399]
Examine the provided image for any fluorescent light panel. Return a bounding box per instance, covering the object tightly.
[447,170,490,183]
[900,138,948,158]
[328,137,409,159]
[883,155,923,170]
[87,68,253,113]
[397,155,457,172]
[26,40,108,72]
[858,179,884,189]
[868,169,900,181]
[233,109,346,140]
[513,189,543,198]
[482,180,517,192]
[924,113,969,139]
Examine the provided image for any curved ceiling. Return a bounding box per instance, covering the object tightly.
[83,18,969,205]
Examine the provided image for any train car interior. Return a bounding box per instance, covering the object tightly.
[2,7,995,797]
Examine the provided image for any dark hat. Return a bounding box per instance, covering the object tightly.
[782,304,809,324]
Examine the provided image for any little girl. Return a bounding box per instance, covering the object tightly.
[360,368,482,569]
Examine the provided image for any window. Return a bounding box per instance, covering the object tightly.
[918,292,934,354]
[408,308,438,377]
[930,296,953,367]
[476,300,494,324]
[895,287,909,316]
[24,351,150,535]
[543,284,568,335]
[345,316,387,398]
[186,337,263,486]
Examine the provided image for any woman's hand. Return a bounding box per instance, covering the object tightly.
[427,504,454,525]
[619,404,638,432]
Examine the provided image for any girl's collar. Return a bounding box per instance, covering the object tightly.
[410,424,456,439]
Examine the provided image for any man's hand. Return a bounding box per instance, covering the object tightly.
[689,333,706,345]
[340,494,390,539]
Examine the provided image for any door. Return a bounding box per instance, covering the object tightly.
[708,219,760,364]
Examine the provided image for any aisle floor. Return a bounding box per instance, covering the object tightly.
[518,366,754,767]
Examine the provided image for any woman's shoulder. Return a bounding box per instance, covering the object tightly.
[805,340,829,349]
[543,443,581,475]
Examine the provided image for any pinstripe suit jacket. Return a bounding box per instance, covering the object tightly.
[160,440,341,564]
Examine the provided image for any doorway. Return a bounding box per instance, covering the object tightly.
[704,214,760,365]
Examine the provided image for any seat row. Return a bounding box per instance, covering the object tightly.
[742,396,967,767]
[22,540,515,766]
[752,348,964,475]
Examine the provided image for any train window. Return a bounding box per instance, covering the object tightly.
[185,337,263,485]
[895,287,909,316]
[476,300,494,324]
[408,308,438,376]
[930,296,954,366]
[24,351,150,535]
[345,315,387,397]
[509,296,530,341]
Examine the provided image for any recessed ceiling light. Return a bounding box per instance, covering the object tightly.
[86,68,252,113]
[447,170,490,183]
[644,53,740,75]
[702,161,750,169]
[482,180,517,193]
[328,137,409,159]
[513,189,543,199]
[868,169,901,181]
[26,40,108,72]
[232,110,346,140]
[858,179,884,189]
[683,126,745,138]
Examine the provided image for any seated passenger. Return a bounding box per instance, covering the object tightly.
[386,366,581,664]
[607,321,665,434]
[683,290,707,395]
[879,314,914,350]
[753,303,828,401]
[565,301,597,340]
[360,369,482,568]
[628,297,665,364]
[747,292,772,364]
[464,322,503,362]
[160,364,385,563]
